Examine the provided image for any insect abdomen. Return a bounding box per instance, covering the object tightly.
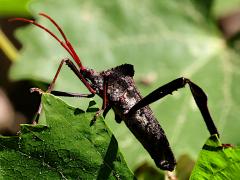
[104,64,176,171]
[124,106,176,171]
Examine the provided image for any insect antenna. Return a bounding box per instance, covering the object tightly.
[9,13,85,70]
[39,13,68,44]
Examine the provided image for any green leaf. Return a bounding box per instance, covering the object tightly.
[0,94,134,179]
[190,135,240,179]
[9,0,240,170]
[0,0,31,16]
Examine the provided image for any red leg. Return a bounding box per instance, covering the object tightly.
[90,76,109,126]
[31,58,96,123]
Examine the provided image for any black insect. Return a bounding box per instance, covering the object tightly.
[11,13,219,171]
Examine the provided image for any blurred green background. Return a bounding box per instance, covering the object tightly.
[1,0,240,179]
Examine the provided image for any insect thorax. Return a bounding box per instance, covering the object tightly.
[102,64,141,115]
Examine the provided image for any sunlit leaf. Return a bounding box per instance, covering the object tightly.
[0,94,134,179]
[190,135,240,179]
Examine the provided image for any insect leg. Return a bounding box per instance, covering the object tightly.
[127,77,219,137]
[30,88,94,98]
[103,104,111,118]
[32,58,95,123]
[90,76,109,126]
[46,58,95,94]
[30,89,94,124]
[50,90,95,98]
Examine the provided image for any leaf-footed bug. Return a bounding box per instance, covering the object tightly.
[10,13,219,171]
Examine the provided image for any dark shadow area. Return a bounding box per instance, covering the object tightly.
[96,135,118,180]
[86,100,99,113]
[73,108,85,115]
[0,16,46,135]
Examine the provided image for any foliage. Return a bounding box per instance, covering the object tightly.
[0,0,31,16]
[0,94,134,179]
[190,135,240,179]
[7,0,240,177]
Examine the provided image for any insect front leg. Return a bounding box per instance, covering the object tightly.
[50,90,95,98]
[127,77,219,137]
[31,58,96,123]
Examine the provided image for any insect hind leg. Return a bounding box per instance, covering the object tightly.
[127,77,219,137]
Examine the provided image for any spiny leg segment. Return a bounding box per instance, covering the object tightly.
[127,77,219,137]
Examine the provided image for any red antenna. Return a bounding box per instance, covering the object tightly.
[9,12,85,70]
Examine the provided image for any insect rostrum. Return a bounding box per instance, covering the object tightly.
[11,13,219,171]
